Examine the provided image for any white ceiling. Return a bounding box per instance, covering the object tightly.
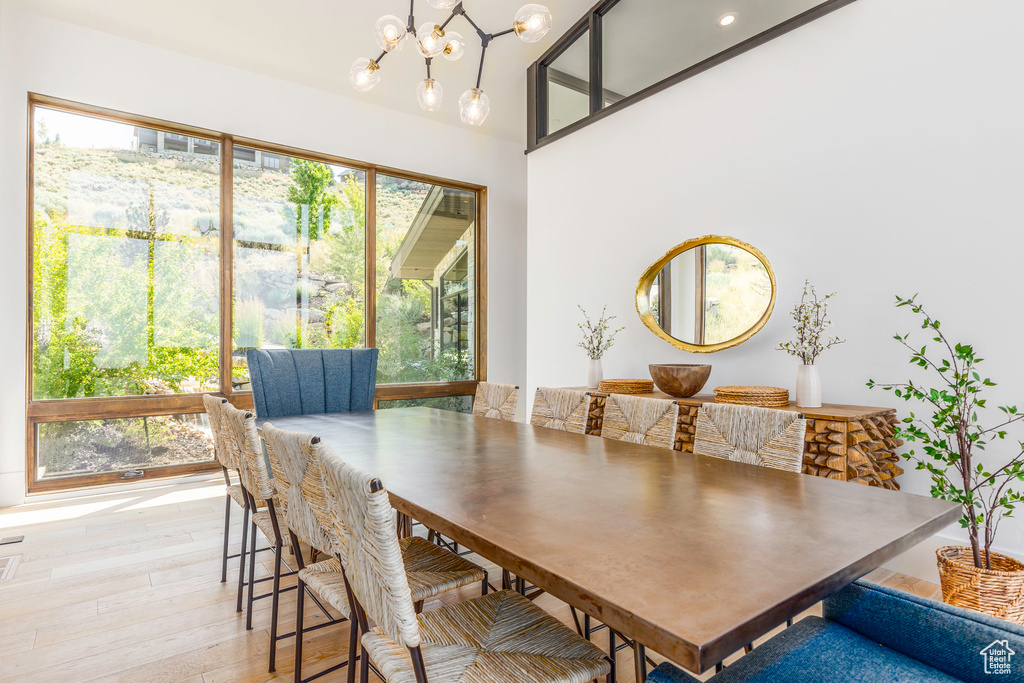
[12,0,838,144]
[9,0,596,144]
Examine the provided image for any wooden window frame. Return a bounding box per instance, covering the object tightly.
[25,94,487,494]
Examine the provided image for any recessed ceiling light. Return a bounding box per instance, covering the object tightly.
[719,13,737,27]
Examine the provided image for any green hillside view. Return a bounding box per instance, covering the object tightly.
[32,114,473,478]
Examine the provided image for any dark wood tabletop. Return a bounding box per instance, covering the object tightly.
[259,408,958,674]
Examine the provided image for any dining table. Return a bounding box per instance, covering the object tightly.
[258,407,960,677]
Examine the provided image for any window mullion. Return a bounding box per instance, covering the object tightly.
[365,168,377,351]
[219,136,234,397]
[589,11,603,116]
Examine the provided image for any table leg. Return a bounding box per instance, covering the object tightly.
[634,642,646,682]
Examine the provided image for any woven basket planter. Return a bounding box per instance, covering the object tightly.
[936,545,1024,624]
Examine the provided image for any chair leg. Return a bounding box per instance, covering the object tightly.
[246,517,258,630]
[269,540,283,672]
[222,495,232,583]
[359,646,370,683]
[294,575,305,683]
[501,569,511,590]
[634,642,646,682]
[481,572,488,596]
[347,616,359,683]
[608,629,616,683]
[236,504,250,613]
[584,613,591,641]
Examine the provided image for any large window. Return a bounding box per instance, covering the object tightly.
[32,110,221,400]
[375,174,476,385]
[231,149,366,389]
[27,96,486,492]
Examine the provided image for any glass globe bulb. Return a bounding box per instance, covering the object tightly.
[459,88,491,126]
[513,4,552,43]
[417,22,447,58]
[417,78,444,112]
[442,31,465,61]
[426,0,459,8]
[374,15,407,52]
[349,58,381,93]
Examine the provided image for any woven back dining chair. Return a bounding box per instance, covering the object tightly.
[261,423,355,683]
[202,394,247,585]
[319,455,610,683]
[262,422,336,557]
[223,403,295,673]
[247,348,378,418]
[471,382,519,421]
[203,394,236,471]
[530,387,592,434]
[601,394,680,450]
[694,403,807,473]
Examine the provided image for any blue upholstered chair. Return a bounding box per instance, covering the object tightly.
[246,348,378,418]
[648,579,1024,683]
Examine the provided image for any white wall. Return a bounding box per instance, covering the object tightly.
[527,0,1024,562]
[0,6,528,505]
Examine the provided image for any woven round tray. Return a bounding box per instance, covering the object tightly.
[598,379,655,395]
[714,386,790,408]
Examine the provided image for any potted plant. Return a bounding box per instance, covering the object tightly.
[869,295,1024,623]
[777,280,844,407]
[578,305,624,389]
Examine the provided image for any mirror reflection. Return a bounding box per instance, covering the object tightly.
[648,242,771,346]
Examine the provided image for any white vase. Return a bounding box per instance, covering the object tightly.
[587,359,603,389]
[796,364,821,408]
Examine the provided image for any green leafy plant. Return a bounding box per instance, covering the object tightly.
[286,159,340,241]
[868,295,1024,569]
[328,298,364,349]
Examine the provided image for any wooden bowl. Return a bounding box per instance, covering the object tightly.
[648,364,712,398]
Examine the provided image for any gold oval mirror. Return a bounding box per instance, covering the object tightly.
[636,235,776,353]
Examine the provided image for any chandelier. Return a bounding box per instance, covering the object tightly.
[350,1,553,126]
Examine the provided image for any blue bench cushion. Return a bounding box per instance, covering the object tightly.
[647,617,960,683]
[247,348,378,418]
[824,580,1024,683]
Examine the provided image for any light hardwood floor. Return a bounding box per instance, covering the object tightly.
[0,479,941,682]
